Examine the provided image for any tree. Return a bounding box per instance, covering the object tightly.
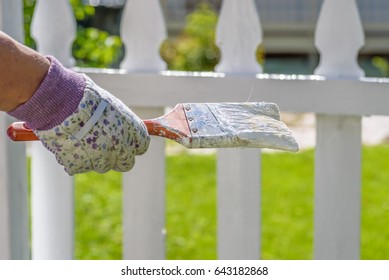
[160,2,264,72]
[160,3,220,71]
[372,56,389,77]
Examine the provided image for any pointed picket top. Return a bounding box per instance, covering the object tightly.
[314,0,365,78]
[215,0,262,74]
[31,0,76,67]
[120,0,167,71]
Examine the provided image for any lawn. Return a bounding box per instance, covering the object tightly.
[73,145,389,260]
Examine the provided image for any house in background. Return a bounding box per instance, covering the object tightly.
[83,0,389,76]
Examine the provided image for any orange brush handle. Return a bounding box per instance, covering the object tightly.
[7,120,185,142]
[7,104,190,143]
[7,122,39,141]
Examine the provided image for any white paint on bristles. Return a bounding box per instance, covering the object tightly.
[181,102,299,152]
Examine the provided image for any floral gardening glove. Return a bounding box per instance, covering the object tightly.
[35,77,150,175]
[8,56,150,175]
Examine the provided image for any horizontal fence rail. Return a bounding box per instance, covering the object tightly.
[84,71,389,116]
[1,0,389,260]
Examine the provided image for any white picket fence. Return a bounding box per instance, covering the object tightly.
[1,0,389,260]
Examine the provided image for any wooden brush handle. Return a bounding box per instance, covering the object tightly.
[7,104,190,143]
[7,122,38,141]
[7,119,185,142]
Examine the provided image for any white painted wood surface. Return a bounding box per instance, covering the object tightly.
[0,0,29,260]
[31,0,76,67]
[85,71,389,116]
[120,0,167,259]
[123,109,166,260]
[217,149,261,259]
[30,0,76,259]
[216,0,262,74]
[314,115,362,259]
[120,0,167,71]
[315,0,364,79]
[314,0,364,259]
[215,0,262,259]
[30,144,74,260]
[0,0,24,42]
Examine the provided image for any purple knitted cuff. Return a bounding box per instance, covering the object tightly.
[8,56,85,130]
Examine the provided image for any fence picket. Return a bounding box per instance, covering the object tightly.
[314,0,364,259]
[120,0,167,259]
[216,0,262,74]
[0,0,29,260]
[30,0,76,260]
[121,0,167,71]
[315,0,364,78]
[215,0,262,260]
[31,0,76,67]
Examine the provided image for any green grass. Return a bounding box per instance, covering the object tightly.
[75,171,122,259]
[361,145,389,259]
[73,145,389,259]
[262,150,314,259]
[166,154,217,259]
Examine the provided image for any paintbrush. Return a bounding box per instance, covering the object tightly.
[7,102,299,152]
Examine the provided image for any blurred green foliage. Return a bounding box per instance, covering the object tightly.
[161,3,220,71]
[372,56,389,77]
[23,0,122,68]
[72,27,123,68]
[23,0,36,49]
[70,0,95,21]
[160,2,264,71]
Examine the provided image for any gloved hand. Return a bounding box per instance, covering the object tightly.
[8,56,149,175]
[35,77,149,175]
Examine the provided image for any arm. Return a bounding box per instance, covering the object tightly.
[0,31,50,112]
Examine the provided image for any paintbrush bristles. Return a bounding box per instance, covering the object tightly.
[183,102,299,152]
